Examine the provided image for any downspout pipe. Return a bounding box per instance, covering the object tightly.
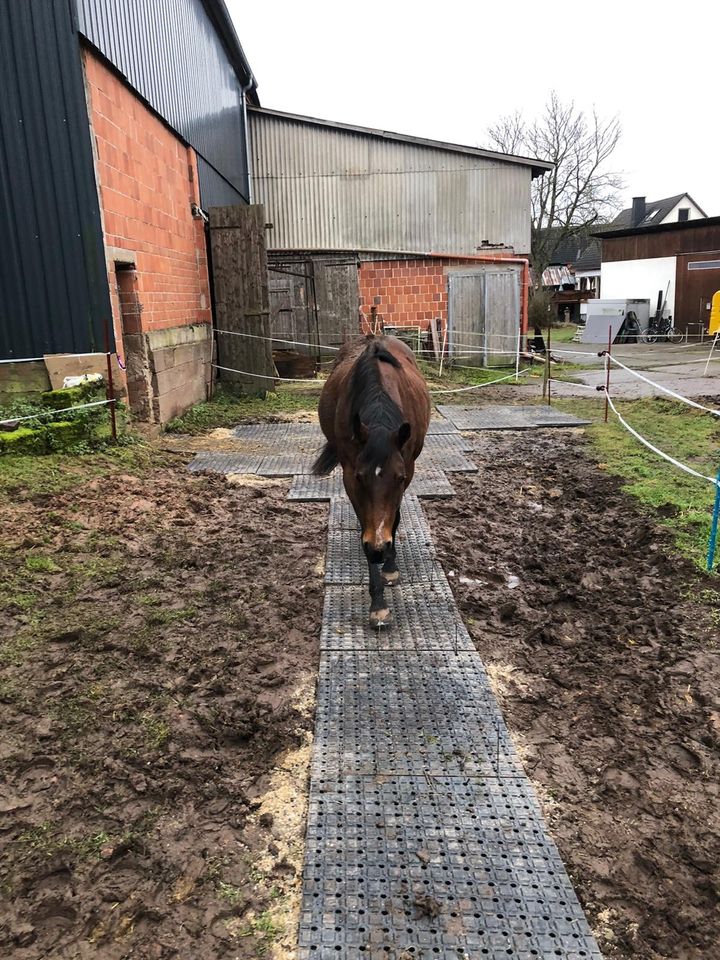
[241,73,256,204]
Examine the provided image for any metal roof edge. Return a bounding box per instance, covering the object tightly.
[249,106,553,178]
[201,0,259,103]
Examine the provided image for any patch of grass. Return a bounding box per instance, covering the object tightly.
[164,385,321,435]
[0,678,21,703]
[52,692,101,734]
[252,911,282,938]
[144,605,196,626]
[0,590,39,613]
[217,881,243,905]
[24,555,61,574]
[140,712,170,750]
[547,324,579,343]
[136,593,163,607]
[0,441,161,499]
[235,910,283,951]
[0,632,41,667]
[68,556,125,584]
[419,359,529,391]
[554,396,720,571]
[17,823,115,861]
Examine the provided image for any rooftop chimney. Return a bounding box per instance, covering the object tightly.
[631,196,646,226]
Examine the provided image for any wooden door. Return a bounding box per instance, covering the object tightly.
[209,204,275,394]
[447,266,520,366]
[313,260,360,347]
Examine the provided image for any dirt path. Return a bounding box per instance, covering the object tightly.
[1,462,325,959]
[424,429,720,960]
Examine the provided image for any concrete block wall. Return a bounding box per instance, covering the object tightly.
[84,48,212,423]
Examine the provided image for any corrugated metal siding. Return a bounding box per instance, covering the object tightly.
[76,0,248,205]
[0,0,111,360]
[251,112,532,255]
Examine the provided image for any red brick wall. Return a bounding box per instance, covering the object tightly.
[359,257,502,334]
[84,50,211,342]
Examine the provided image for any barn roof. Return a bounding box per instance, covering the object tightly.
[250,107,553,179]
[594,213,720,239]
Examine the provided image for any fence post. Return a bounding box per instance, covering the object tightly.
[604,323,612,423]
[707,470,720,572]
[103,317,118,443]
[546,323,552,406]
[438,323,448,378]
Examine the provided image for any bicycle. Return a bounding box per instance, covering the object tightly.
[641,315,684,344]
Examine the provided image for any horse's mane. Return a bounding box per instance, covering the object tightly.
[349,340,404,456]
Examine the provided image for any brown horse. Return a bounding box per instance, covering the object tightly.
[313,335,431,628]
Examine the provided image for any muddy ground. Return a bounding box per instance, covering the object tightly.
[3,423,720,960]
[0,461,325,959]
[425,429,720,960]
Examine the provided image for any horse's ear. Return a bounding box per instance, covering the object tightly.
[352,413,369,444]
[397,422,411,449]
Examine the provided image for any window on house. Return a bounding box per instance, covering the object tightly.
[678,208,690,222]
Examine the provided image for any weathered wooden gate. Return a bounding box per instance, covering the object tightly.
[268,256,359,353]
[447,264,521,366]
[209,205,275,394]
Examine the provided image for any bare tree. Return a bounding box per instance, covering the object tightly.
[488,93,623,279]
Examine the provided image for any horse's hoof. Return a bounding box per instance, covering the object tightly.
[382,570,400,586]
[369,608,392,630]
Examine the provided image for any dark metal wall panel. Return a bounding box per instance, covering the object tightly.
[76,0,250,206]
[0,0,111,360]
[602,224,720,262]
[197,156,246,208]
[675,252,720,333]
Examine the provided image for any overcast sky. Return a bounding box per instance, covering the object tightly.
[227,0,719,217]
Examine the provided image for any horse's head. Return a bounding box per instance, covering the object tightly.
[351,416,411,563]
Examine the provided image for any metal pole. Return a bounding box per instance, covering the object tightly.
[604,323,612,423]
[704,333,719,377]
[515,319,521,383]
[707,470,720,572]
[438,323,448,378]
[103,317,118,443]
[546,322,552,406]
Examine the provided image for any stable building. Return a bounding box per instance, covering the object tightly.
[249,108,551,361]
[597,216,720,335]
[0,0,257,422]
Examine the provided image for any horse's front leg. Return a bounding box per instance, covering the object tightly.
[365,547,391,629]
[382,507,401,586]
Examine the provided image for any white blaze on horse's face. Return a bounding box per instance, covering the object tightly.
[357,449,407,556]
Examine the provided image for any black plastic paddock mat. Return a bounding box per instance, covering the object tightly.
[298,774,603,958]
[436,404,591,432]
[325,526,441,586]
[320,583,475,654]
[312,651,523,779]
[187,451,263,474]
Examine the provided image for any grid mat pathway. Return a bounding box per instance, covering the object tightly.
[188,414,602,958]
